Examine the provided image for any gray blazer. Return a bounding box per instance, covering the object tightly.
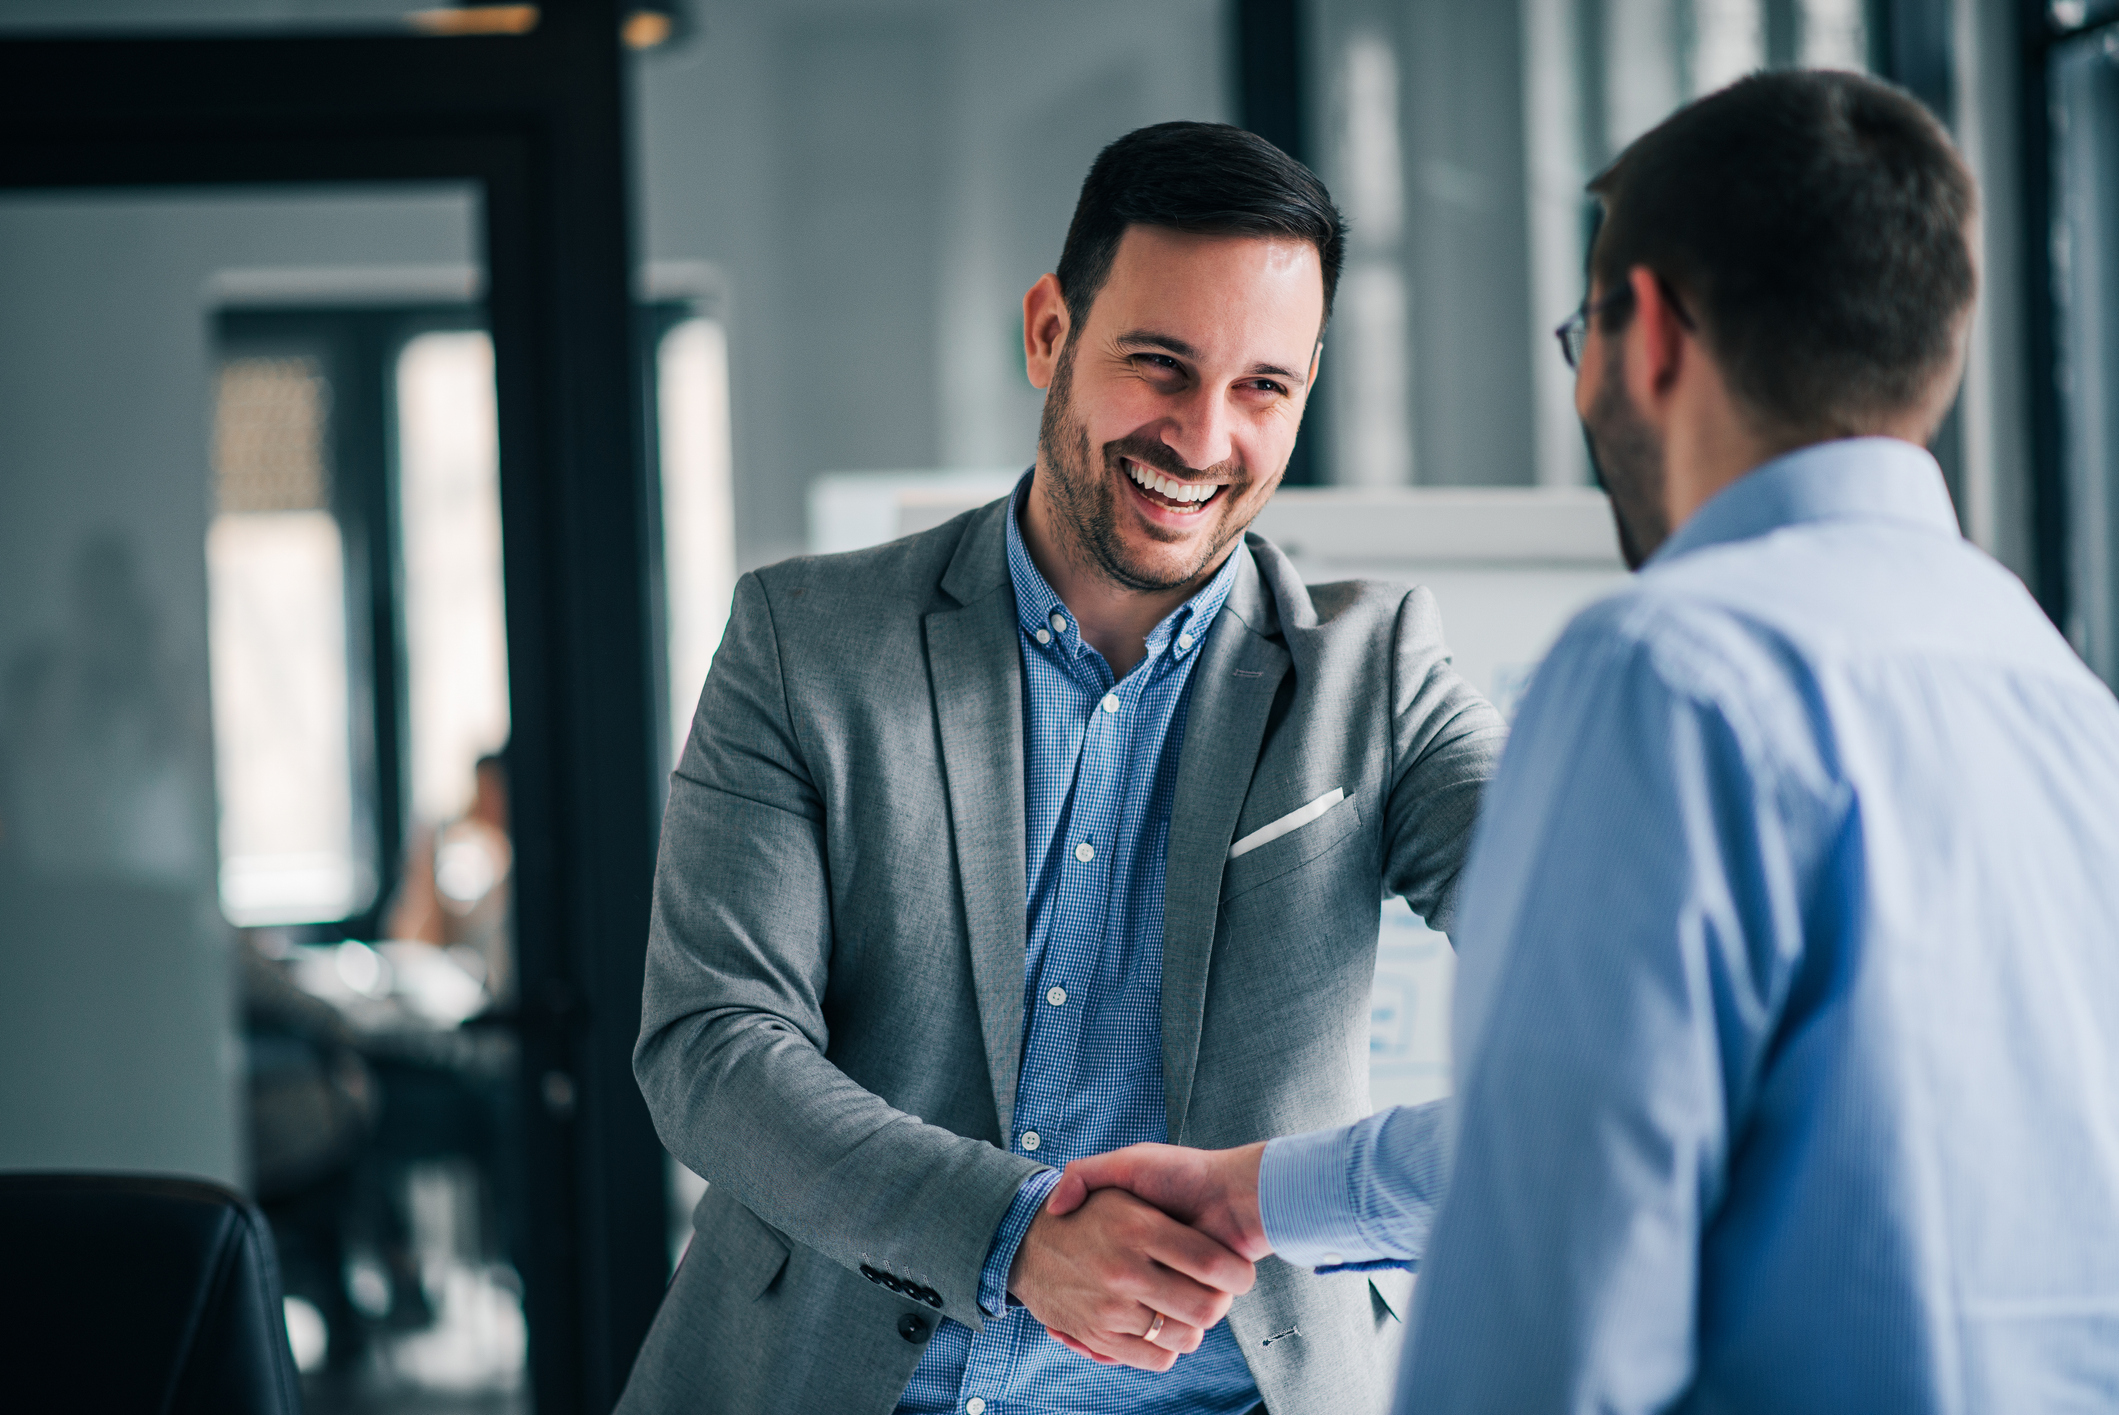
[619,495,1505,1415]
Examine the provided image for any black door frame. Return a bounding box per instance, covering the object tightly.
[0,7,667,1409]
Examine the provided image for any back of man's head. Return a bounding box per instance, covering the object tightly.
[1056,122,1346,333]
[1591,70,1977,442]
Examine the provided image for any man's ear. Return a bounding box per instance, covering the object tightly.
[1023,273,1071,391]
[1624,264,1688,410]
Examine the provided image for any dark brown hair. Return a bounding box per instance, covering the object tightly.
[1055,121,1346,332]
[1590,70,1977,436]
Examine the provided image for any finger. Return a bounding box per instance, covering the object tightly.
[1061,1148,1145,1197]
[1048,1329,1117,1364]
[1120,1270,1235,1333]
[1141,1213,1256,1297]
[1045,1170,1088,1217]
[1080,1328,1181,1373]
[1144,1311,1208,1356]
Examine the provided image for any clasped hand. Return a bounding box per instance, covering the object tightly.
[1006,1142,1270,1372]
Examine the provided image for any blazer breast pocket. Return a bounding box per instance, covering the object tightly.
[1220,791,1363,904]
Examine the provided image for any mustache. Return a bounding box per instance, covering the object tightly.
[1103,431,1242,485]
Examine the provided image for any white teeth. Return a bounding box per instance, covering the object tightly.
[1126,460,1218,505]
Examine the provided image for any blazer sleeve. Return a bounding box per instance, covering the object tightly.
[634,570,1043,1329]
[1382,584,1510,935]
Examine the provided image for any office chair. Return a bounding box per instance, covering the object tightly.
[0,1172,303,1415]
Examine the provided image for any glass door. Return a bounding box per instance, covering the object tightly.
[0,185,536,1414]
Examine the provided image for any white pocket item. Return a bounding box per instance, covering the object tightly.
[1228,788,1346,860]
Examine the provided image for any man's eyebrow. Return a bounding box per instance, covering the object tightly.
[1114,329,1202,360]
[1113,329,1309,385]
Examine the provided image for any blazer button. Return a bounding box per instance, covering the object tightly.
[860,1264,882,1285]
[898,1312,932,1343]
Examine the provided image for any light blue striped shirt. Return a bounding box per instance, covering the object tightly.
[1260,438,2119,1411]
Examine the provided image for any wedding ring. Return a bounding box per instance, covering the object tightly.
[1144,1310,1166,1342]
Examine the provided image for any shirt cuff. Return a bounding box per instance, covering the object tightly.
[1259,1120,1391,1270]
[1259,1103,1452,1273]
[978,1166,1062,1316]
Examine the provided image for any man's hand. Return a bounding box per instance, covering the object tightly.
[1007,1186,1255,1372]
[1046,1142,1271,1263]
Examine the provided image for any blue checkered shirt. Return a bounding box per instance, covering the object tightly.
[895,481,1260,1414]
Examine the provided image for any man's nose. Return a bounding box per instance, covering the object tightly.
[1159,385,1235,474]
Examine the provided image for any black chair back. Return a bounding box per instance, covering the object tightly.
[0,1172,302,1415]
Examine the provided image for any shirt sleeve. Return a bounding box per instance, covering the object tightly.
[1394,613,1820,1415]
[1258,1101,1451,1271]
[980,1167,1063,1316]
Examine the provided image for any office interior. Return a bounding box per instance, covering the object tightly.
[0,0,2109,1410]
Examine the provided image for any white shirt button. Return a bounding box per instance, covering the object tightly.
[1100,694,1120,713]
[1020,1132,1040,1152]
[1178,633,1193,650]
[1049,611,1066,632]
[1046,985,1067,1007]
[1321,1252,1343,1266]
[1034,628,1051,645]
[967,1401,986,1415]
[1074,841,1094,863]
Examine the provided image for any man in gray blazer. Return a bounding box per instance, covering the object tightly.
[619,123,1505,1415]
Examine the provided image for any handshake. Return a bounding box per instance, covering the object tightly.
[1004,1141,1271,1372]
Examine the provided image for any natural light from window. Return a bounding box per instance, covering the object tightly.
[207,354,367,926]
[657,315,736,761]
[396,331,511,829]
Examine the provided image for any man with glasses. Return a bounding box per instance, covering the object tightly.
[1050,70,2119,1412]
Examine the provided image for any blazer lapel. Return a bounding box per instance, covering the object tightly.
[1162,546,1290,1144]
[925,503,1030,1138]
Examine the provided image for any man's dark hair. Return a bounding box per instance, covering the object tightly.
[1590,70,1976,437]
[1055,121,1346,335]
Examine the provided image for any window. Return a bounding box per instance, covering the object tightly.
[395,331,511,829]
[1311,0,1872,489]
[206,300,731,930]
[208,354,369,926]
[653,314,737,763]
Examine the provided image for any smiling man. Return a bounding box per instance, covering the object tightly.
[616,123,1506,1415]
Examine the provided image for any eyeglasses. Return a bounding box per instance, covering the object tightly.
[1553,278,1694,370]
[1554,288,1633,370]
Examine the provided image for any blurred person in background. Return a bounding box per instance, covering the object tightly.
[1051,70,2119,1414]
[387,748,513,1007]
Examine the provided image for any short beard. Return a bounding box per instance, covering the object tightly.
[1584,339,1670,571]
[1034,343,1252,594]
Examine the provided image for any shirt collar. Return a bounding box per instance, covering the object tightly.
[1652,436,1961,567]
[1004,470,1241,666]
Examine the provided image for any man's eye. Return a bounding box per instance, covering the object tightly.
[1247,379,1287,396]
[1137,354,1181,372]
